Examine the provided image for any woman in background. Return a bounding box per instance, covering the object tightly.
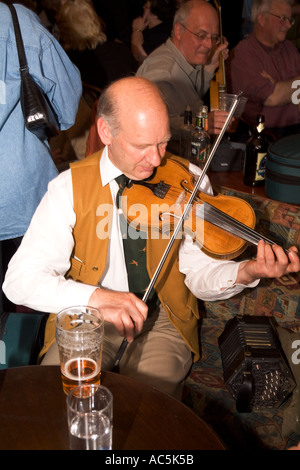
[131,0,177,64]
[57,0,137,90]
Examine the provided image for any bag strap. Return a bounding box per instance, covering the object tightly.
[7,4,28,73]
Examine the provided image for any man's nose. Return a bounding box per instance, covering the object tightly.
[147,145,163,167]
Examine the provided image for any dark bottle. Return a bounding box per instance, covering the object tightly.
[190,107,211,169]
[180,106,194,160]
[243,115,270,187]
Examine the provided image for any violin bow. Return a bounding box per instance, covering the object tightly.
[112,93,243,371]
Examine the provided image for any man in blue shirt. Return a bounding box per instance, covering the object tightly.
[0,3,82,311]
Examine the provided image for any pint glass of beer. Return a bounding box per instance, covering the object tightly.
[56,306,104,394]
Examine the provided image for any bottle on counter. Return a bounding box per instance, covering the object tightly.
[201,105,209,132]
[190,106,211,169]
[243,115,271,187]
[180,105,194,160]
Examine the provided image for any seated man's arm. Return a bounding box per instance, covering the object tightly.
[2,170,148,342]
[228,42,300,109]
[262,71,300,106]
[180,236,299,302]
[2,171,96,313]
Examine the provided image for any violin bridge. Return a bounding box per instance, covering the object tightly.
[176,191,186,205]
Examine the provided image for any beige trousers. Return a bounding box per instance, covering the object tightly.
[42,305,192,399]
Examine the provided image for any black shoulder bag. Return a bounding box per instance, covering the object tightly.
[8,4,59,141]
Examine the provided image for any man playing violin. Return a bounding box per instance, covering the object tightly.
[3,77,299,399]
[137,0,230,152]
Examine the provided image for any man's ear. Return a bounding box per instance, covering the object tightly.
[257,11,265,28]
[97,117,112,145]
[173,22,182,41]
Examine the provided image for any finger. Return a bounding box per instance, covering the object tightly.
[256,239,267,263]
[128,298,148,335]
[213,110,230,119]
[259,243,287,270]
[222,35,229,45]
[270,244,293,264]
[263,243,293,275]
[254,241,300,278]
[286,247,300,271]
[120,313,136,343]
[222,50,229,60]
[119,294,148,341]
[135,296,148,321]
[218,42,228,54]
[257,240,284,268]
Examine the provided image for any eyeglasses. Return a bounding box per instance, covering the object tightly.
[180,24,221,45]
[267,12,295,26]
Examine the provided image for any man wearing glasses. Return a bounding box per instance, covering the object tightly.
[227,0,300,139]
[137,0,230,152]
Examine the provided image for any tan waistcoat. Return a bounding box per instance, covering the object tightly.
[40,151,200,362]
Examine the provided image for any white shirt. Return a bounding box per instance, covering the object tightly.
[3,147,259,313]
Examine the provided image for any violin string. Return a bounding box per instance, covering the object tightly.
[152,187,287,251]
[158,190,260,243]
[203,205,266,245]
[199,202,289,253]
[162,186,272,247]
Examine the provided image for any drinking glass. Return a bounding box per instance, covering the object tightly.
[219,93,247,133]
[56,306,104,395]
[67,384,113,450]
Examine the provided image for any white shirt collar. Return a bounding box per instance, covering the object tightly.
[100,146,123,187]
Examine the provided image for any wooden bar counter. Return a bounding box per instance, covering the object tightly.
[207,169,267,197]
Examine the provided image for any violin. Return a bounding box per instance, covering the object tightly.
[210,0,226,111]
[121,157,282,260]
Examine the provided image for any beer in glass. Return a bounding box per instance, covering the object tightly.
[56,306,104,394]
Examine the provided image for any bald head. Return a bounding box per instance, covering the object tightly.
[98,77,169,136]
[172,0,220,65]
[173,0,218,27]
[97,77,171,181]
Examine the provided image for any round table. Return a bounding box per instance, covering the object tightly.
[0,365,225,450]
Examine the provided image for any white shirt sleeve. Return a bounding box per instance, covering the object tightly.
[3,170,97,313]
[179,233,259,301]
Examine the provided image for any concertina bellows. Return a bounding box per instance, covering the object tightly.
[8,4,59,141]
